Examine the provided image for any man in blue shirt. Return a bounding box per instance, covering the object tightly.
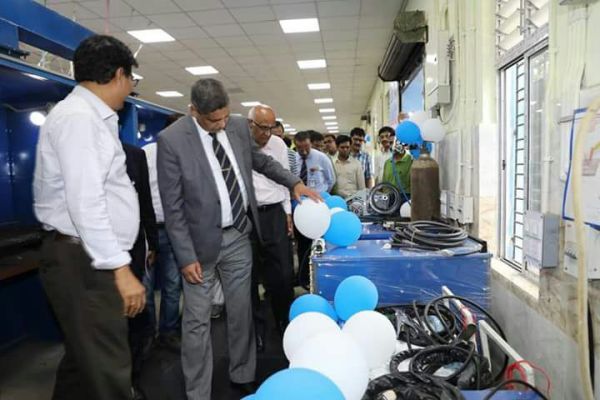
[293,130,335,287]
[294,130,336,193]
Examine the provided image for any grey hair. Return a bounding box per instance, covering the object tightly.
[247,104,273,120]
[190,78,229,114]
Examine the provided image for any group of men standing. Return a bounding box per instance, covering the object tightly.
[33,34,318,400]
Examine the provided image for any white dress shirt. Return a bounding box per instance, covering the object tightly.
[142,142,164,223]
[252,135,292,214]
[374,149,393,183]
[33,85,139,270]
[193,118,248,227]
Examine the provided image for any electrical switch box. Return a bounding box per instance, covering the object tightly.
[523,211,559,269]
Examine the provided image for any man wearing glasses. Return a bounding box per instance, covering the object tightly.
[247,105,295,351]
[350,127,374,188]
[374,126,395,184]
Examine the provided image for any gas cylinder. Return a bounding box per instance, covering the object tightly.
[410,151,440,221]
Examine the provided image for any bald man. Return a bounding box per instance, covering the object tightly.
[248,105,295,350]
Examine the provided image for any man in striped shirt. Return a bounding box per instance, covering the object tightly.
[273,121,298,175]
[350,127,374,188]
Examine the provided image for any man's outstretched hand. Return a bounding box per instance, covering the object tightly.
[292,182,322,203]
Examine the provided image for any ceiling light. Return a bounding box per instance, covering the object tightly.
[241,101,261,107]
[319,108,335,113]
[324,122,338,126]
[283,124,291,128]
[231,113,242,116]
[308,82,330,90]
[279,18,320,34]
[132,72,144,80]
[322,115,337,120]
[297,59,327,69]
[23,72,47,81]
[276,118,284,122]
[314,98,333,104]
[185,65,219,75]
[127,29,175,43]
[156,91,183,97]
[328,130,339,134]
[29,111,46,126]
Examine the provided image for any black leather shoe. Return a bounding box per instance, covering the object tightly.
[230,381,257,396]
[256,333,265,353]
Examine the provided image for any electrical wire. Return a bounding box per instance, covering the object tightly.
[391,221,469,251]
[505,360,552,397]
[362,372,465,400]
[368,182,403,215]
[482,379,548,400]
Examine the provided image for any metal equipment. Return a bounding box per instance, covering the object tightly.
[410,150,441,221]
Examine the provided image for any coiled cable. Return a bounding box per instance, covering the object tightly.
[368,182,403,215]
[391,221,468,251]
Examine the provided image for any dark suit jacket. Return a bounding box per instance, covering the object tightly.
[122,143,158,277]
[157,115,300,269]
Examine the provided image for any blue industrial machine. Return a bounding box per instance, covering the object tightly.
[359,223,394,240]
[0,0,180,349]
[311,238,491,308]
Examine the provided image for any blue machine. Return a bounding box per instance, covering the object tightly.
[312,238,490,308]
[462,390,542,399]
[360,223,394,240]
[0,1,180,349]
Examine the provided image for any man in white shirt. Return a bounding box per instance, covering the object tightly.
[33,35,144,400]
[247,105,294,351]
[374,126,395,183]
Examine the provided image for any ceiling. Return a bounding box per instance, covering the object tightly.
[29,0,403,134]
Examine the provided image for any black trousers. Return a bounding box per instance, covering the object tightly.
[127,232,153,388]
[251,204,295,336]
[295,229,313,289]
[40,235,132,400]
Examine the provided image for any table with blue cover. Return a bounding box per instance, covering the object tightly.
[311,238,491,308]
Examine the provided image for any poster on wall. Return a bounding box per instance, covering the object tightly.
[562,107,600,229]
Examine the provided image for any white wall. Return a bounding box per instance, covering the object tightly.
[364,1,600,397]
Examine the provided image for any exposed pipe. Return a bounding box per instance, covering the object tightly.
[571,95,599,400]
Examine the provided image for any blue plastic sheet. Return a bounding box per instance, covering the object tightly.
[311,238,491,309]
[462,391,543,399]
[359,223,394,240]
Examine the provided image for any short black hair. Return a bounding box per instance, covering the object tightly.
[274,120,284,130]
[282,136,292,147]
[294,130,311,142]
[350,127,366,138]
[335,134,351,147]
[323,133,336,140]
[191,78,229,114]
[74,35,138,84]
[309,130,324,142]
[378,126,395,137]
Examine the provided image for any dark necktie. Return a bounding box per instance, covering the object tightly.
[208,132,247,232]
[300,154,308,185]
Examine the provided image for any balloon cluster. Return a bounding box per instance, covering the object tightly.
[247,276,397,400]
[293,193,362,247]
[395,112,446,158]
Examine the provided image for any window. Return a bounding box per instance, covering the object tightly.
[499,45,548,270]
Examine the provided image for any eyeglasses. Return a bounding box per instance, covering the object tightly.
[250,120,277,134]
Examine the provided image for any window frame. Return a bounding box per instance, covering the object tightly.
[497,38,548,272]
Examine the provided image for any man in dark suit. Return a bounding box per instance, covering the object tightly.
[157,78,319,400]
[122,143,158,400]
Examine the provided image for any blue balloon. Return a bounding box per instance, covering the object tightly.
[323,211,361,247]
[289,294,338,321]
[324,195,347,210]
[395,120,423,144]
[334,275,379,321]
[241,396,256,400]
[256,368,345,400]
[410,148,421,159]
[320,191,331,199]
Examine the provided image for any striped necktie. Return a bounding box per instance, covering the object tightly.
[300,154,308,185]
[208,132,247,232]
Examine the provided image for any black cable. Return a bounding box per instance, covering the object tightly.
[391,221,469,251]
[482,379,548,400]
[362,372,465,400]
[422,295,509,385]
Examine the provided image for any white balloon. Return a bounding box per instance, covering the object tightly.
[283,312,341,361]
[420,118,446,142]
[293,199,331,239]
[400,202,411,218]
[330,207,345,215]
[342,311,397,370]
[290,331,369,400]
[410,110,428,128]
